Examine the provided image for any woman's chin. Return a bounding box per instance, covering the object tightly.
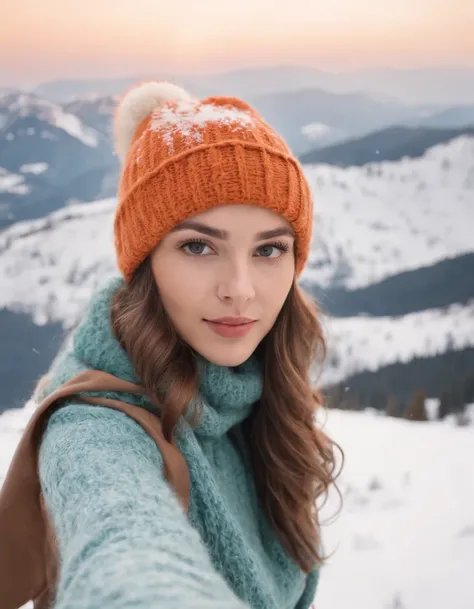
[195,341,257,368]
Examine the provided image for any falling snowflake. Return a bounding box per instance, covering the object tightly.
[149,99,255,153]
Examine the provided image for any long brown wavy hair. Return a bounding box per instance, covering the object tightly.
[111,256,342,573]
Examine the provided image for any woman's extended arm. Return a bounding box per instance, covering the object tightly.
[39,404,246,609]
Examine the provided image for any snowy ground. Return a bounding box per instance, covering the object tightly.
[317,409,474,609]
[2,402,473,609]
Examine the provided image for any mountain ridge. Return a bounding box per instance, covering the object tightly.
[30,65,474,105]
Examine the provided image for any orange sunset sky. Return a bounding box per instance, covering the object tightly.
[1,0,473,87]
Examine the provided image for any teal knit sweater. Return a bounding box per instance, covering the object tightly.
[38,277,319,609]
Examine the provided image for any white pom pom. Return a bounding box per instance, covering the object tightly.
[114,81,192,161]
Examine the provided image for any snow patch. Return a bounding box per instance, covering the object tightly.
[0,168,30,195]
[20,163,48,175]
[301,122,332,141]
[41,130,57,141]
[51,109,98,147]
[150,99,255,152]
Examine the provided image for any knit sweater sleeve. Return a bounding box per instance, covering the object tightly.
[38,404,247,609]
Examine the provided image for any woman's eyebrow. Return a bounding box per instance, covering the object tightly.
[171,221,227,239]
[255,227,295,240]
[171,221,295,241]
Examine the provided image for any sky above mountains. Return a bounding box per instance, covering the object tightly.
[1,0,473,87]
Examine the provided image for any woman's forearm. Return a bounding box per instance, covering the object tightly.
[39,404,246,609]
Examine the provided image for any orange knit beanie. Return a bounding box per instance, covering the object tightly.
[113,81,313,281]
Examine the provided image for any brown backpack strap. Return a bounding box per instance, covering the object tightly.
[0,370,190,609]
[34,369,190,512]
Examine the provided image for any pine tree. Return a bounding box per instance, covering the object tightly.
[438,391,451,420]
[403,389,428,421]
[386,394,398,418]
[464,372,474,405]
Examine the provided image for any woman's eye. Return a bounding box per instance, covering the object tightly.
[182,241,213,255]
[256,244,285,258]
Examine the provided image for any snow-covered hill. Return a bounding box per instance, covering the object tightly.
[0,198,117,325]
[321,301,474,384]
[305,135,474,290]
[1,403,472,609]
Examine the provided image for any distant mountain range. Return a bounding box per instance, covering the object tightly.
[1,135,473,413]
[300,125,474,166]
[249,88,433,153]
[407,104,474,129]
[32,65,474,105]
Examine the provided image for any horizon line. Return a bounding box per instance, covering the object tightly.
[2,61,474,91]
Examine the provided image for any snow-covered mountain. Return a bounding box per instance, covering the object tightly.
[1,401,473,609]
[0,92,117,227]
[0,92,100,147]
[300,125,474,168]
[1,135,473,406]
[62,95,117,140]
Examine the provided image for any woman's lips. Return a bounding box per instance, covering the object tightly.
[204,318,257,338]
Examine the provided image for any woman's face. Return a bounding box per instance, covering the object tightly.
[150,205,296,367]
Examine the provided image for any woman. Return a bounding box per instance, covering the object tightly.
[35,82,339,609]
